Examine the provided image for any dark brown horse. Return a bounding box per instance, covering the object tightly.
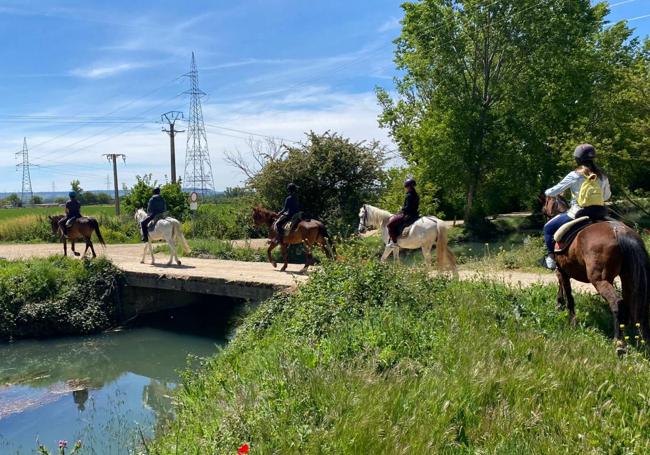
[48,215,106,258]
[252,207,335,272]
[544,196,650,353]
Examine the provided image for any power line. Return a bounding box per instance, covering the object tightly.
[203,122,300,143]
[21,76,183,154]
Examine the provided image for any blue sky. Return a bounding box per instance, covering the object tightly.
[0,0,648,193]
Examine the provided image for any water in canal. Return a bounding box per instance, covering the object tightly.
[0,302,239,454]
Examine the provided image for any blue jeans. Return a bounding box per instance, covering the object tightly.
[543,213,572,253]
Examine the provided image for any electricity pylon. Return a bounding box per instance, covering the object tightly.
[16,137,34,205]
[182,52,215,196]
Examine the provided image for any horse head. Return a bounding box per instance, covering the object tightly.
[542,195,569,219]
[358,205,369,233]
[134,208,147,222]
[251,207,276,227]
[47,215,63,234]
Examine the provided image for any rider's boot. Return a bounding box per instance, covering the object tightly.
[540,253,556,270]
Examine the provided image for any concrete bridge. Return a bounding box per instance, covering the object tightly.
[0,243,307,317]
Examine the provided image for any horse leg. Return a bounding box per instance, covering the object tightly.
[393,246,400,264]
[301,242,312,273]
[149,240,155,264]
[140,243,147,264]
[88,240,97,258]
[556,269,575,325]
[593,280,626,354]
[380,246,392,262]
[82,240,90,258]
[422,244,433,269]
[71,240,80,257]
[62,238,68,257]
[167,239,176,265]
[268,241,278,268]
[280,244,289,272]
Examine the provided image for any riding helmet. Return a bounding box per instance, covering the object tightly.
[68,191,77,198]
[404,178,416,188]
[574,144,596,161]
[153,187,161,195]
[287,183,298,193]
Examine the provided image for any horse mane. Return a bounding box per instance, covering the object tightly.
[363,204,393,227]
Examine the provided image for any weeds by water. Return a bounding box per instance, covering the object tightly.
[149,256,650,454]
[0,256,122,338]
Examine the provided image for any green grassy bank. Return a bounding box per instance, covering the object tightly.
[151,259,650,454]
[0,256,122,339]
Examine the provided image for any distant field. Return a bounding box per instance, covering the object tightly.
[0,205,115,221]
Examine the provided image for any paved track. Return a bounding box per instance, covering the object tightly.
[0,243,597,294]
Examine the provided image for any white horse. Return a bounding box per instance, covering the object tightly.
[135,209,191,265]
[358,204,457,273]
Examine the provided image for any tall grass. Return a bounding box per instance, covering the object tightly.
[150,258,650,454]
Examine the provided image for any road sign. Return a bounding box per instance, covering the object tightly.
[190,191,199,211]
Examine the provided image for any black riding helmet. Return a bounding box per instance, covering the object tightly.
[287,183,298,193]
[153,187,161,195]
[574,144,596,163]
[404,178,416,188]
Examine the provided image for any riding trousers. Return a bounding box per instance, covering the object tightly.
[543,213,572,253]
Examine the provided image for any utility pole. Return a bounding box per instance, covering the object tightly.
[161,111,184,184]
[103,154,126,215]
[16,137,34,206]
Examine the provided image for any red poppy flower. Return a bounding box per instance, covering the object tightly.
[238,443,250,454]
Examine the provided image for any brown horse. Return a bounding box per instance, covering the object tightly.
[252,207,335,272]
[48,215,106,258]
[544,196,650,353]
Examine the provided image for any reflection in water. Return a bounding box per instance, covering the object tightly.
[0,302,236,454]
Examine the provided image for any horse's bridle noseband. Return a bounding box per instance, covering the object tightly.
[359,204,370,231]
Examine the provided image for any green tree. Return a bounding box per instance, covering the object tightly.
[29,195,43,205]
[4,193,21,207]
[249,132,386,235]
[378,0,630,223]
[122,174,190,221]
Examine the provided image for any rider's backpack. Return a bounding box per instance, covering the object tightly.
[577,173,604,207]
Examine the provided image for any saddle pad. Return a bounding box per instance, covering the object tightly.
[553,216,590,243]
[148,215,167,230]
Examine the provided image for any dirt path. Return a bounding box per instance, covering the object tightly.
[0,243,600,294]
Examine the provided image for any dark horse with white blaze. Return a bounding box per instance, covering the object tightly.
[48,215,106,258]
[252,207,335,272]
[544,196,650,353]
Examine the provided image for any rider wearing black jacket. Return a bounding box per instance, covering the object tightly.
[387,178,420,245]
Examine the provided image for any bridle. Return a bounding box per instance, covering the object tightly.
[359,204,370,231]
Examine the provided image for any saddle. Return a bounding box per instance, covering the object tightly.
[553,216,593,253]
[65,216,80,228]
[397,216,420,237]
[280,212,304,235]
[147,213,167,231]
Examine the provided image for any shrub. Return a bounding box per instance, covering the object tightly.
[0,257,122,339]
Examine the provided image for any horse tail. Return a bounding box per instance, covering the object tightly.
[319,223,336,259]
[174,220,191,253]
[618,231,650,328]
[92,219,106,247]
[435,220,456,272]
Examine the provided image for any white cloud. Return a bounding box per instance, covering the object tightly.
[5,88,395,192]
[378,17,401,33]
[70,62,150,79]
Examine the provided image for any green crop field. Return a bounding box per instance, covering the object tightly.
[0,205,115,221]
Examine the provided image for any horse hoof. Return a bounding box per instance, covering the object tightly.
[280,266,287,272]
[74,253,80,257]
[272,262,277,268]
[177,261,182,266]
[140,260,144,264]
